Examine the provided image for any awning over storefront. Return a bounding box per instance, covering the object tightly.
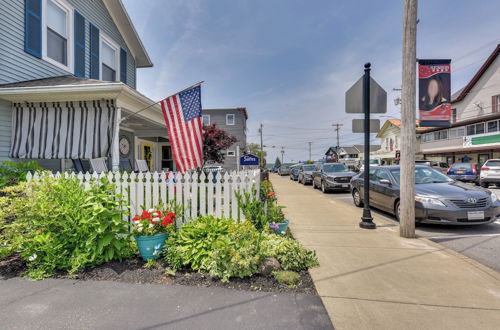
[9,100,116,159]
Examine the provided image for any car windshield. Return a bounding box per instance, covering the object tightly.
[323,164,348,172]
[369,160,379,164]
[302,165,316,171]
[281,165,290,169]
[390,167,453,184]
[451,163,472,169]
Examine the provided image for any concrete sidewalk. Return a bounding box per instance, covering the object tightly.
[271,174,500,330]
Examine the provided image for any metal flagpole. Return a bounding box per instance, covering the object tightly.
[120,81,204,123]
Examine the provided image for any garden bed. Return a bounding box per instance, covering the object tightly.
[0,255,317,295]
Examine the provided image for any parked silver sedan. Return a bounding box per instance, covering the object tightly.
[350,166,500,225]
[312,163,357,193]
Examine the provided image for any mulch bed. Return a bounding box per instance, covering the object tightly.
[0,255,317,295]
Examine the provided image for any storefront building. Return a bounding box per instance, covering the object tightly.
[419,44,500,165]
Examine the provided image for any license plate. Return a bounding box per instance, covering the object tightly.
[467,211,484,220]
[342,184,349,188]
[456,170,464,174]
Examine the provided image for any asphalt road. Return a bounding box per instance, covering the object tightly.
[282,175,500,273]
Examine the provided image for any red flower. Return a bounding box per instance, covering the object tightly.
[162,216,174,226]
[267,191,276,198]
[132,214,140,221]
[141,210,151,219]
[168,212,176,218]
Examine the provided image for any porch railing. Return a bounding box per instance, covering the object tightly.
[26,170,260,225]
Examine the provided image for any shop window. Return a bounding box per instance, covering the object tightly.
[467,125,475,136]
[487,120,498,133]
[475,123,485,135]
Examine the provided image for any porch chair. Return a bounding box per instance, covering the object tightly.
[135,159,149,172]
[89,158,108,173]
[119,158,134,172]
[72,159,85,173]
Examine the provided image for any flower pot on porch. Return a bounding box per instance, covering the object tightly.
[135,233,168,260]
[269,220,289,235]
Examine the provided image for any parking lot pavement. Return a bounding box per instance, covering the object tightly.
[284,176,500,273]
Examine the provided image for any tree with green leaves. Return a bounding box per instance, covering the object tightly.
[274,157,282,169]
[246,143,267,166]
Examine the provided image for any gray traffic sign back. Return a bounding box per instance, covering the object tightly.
[345,76,387,113]
[352,119,380,133]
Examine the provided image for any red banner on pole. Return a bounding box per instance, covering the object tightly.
[418,59,451,127]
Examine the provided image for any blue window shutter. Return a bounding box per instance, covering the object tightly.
[120,48,127,83]
[89,23,100,79]
[74,11,85,77]
[24,0,42,58]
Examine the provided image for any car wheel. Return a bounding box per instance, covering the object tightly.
[481,182,489,188]
[352,189,363,207]
[395,201,401,222]
[321,181,328,193]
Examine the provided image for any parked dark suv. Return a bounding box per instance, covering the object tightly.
[312,163,356,193]
[298,164,316,185]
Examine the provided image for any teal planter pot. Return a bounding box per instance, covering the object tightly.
[135,233,168,260]
[269,220,289,235]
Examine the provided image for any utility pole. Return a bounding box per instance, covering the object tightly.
[332,123,343,150]
[308,142,312,161]
[400,0,417,238]
[259,123,263,168]
[281,147,285,164]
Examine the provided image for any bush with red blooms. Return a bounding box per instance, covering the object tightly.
[132,208,176,236]
[202,123,237,166]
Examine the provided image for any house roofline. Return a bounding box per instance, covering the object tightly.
[451,44,500,103]
[203,107,248,120]
[102,0,153,68]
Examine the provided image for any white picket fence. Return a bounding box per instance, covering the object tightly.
[26,170,260,225]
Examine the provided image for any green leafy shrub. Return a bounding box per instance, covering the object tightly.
[260,234,319,271]
[0,161,42,188]
[0,183,28,259]
[4,176,133,279]
[236,190,268,231]
[165,216,261,281]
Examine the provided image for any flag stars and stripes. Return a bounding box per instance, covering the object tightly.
[160,85,203,173]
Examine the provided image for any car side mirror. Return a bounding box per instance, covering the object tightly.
[379,179,391,185]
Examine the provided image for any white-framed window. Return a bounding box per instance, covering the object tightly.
[100,34,120,82]
[202,115,210,126]
[226,114,235,125]
[227,150,235,157]
[487,120,499,133]
[422,132,435,143]
[42,0,73,72]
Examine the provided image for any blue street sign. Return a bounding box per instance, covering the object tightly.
[240,153,259,166]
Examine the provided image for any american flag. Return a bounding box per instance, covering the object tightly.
[160,85,203,173]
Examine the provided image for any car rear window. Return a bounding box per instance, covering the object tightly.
[484,161,500,167]
[451,163,472,169]
[302,165,316,171]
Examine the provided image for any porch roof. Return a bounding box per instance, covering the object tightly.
[0,75,165,128]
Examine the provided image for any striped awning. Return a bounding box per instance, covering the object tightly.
[9,100,116,159]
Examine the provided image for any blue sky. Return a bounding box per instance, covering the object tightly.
[122,0,500,163]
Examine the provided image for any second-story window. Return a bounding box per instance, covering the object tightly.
[44,0,72,70]
[101,36,119,82]
[226,114,235,125]
[451,108,457,123]
[202,115,210,126]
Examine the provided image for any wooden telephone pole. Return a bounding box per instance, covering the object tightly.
[332,123,343,150]
[400,0,417,238]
